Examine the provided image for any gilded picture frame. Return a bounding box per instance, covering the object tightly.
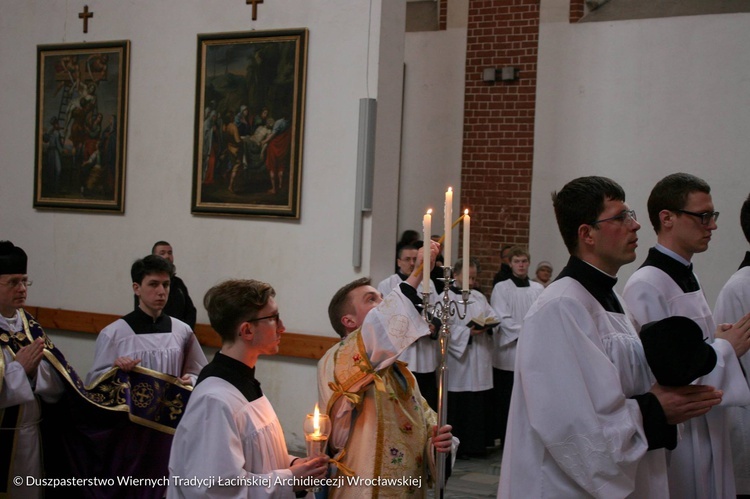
[192,29,308,219]
[34,41,130,212]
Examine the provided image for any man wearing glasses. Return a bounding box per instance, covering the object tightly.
[498,177,724,498]
[0,241,63,498]
[623,172,750,499]
[169,279,328,498]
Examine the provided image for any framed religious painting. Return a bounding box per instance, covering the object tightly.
[34,41,130,212]
[192,29,308,219]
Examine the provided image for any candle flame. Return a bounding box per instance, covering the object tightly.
[464,209,469,215]
[448,186,453,193]
[427,208,432,215]
[313,403,320,432]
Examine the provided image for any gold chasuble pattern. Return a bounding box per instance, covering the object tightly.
[327,330,436,498]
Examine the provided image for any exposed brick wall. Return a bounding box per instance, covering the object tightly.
[440,0,448,29]
[570,0,585,22]
[460,0,540,295]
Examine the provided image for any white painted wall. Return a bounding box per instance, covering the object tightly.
[399,28,467,264]
[530,6,750,305]
[0,0,411,451]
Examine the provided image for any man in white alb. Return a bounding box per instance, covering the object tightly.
[499,176,726,498]
[623,173,750,499]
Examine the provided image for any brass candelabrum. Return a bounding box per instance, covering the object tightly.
[421,265,470,499]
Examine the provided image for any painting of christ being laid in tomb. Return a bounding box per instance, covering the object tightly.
[192,29,308,219]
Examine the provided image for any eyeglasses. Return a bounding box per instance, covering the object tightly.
[676,209,720,226]
[590,210,637,227]
[0,277,32,289]
[247,312,280,324]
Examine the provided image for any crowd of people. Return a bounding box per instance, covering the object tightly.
[4,171,750,498]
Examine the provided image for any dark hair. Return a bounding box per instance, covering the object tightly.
[552,176,626,253]
[131,254,174,285]
[204,279,276,343]
[151,240,171,254]
[397,245,418,260]
[647,173,711,233]
[328,277,371,338]
[741,193,750,244]
[508,246,530,260]
[398,230,420,246]
[500,244,512,256]
[453,257,480,275]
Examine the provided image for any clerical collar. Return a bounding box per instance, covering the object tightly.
[196,351,262,403]
[396,271,409,281]
[0,309,20,333]
[739,251,750,270]
[557,256,623,313]
[122,307,172,335]
[654,243,691,266]
[509,274,530,287]
[640,247,699,293]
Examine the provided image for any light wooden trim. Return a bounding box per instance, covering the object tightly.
[28,306,339,361]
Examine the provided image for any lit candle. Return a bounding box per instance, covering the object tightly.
[444,188,453,268]
[304,403,331,457]
[462,209,470,291]
[423,209,432,293]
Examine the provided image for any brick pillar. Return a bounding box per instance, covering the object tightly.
[460,0,540,294]
[570,0,585,22]
[440,0,448,29]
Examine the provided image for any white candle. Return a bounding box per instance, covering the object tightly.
[462,210,470,291]
[444,188,453,268]
[423,209,432,293]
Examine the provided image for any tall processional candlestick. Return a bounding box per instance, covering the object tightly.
[421,193,471,499]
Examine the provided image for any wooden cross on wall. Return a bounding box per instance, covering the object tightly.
[78,5,93,33]
[246,0,264,21]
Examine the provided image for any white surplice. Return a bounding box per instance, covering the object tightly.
[167,377,298,499]
[498,277,669,499]
[714,265,750,495]
[445,288,494,392]
[623,265,750,499]
[489,279,544,371]
[376,274,439,373]
[85,317,207,385]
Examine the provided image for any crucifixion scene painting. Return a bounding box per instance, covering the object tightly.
[34,41,129,212]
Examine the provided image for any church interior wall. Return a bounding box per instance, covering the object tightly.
[399,27,467,254]
[530,5,750,304]
[0,0,420,451]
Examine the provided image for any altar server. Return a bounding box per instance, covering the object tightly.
[445,257,495,457]
[499,176,723,498]
[623,173,750,499]
[168,279,328,498]
[715,193,750,497]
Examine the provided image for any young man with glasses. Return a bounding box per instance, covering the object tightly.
[0,241,64,498]
[623,172,750,499]
[169,279,328,498]
[498,176,725,498]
